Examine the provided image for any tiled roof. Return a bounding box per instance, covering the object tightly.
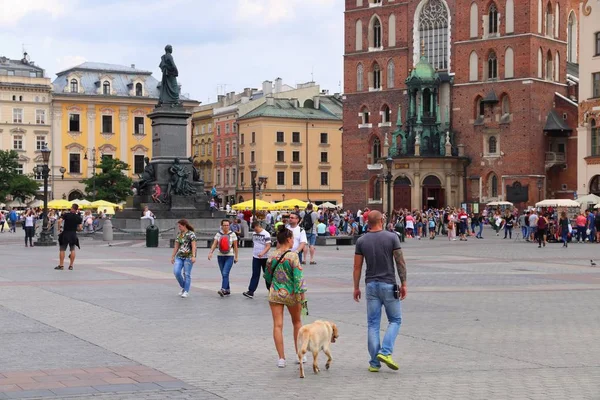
[0,56,44,76]
[53,62,161,99]
[544,109,571,131]
[239,97,342,121]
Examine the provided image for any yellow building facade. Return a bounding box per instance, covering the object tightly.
[237,96,343,205]
[0,54,52,198]
[50,62,194,200]
[191,105,214,187]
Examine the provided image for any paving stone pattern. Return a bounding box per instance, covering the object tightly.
[1,227,599,399]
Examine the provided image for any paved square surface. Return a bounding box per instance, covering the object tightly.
[1,228,599,399]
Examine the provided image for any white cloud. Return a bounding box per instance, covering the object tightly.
[0,0,75,26]
[55,55,87,72]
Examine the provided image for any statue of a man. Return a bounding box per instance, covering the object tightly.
[158,44,180,107]
[137,157,155,194]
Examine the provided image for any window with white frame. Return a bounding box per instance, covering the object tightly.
[134,116,145,134]
[217,143,221,158]
[13,135,23,150]
[232,141,237,156]
[225,168,230,185]
[488,52,498,80]
[232,168,236,184]
[13,108,23,123]
[225,123,230,134]
[16,164,23,175]
[217,125,221,135]
[102,115,113,133]
[134,155,145,174]
[70,79,78,93]
[36,136,46,150]
[277,171,285,186]
[135,83,143,96]
[36,109,46,124]
[293,171,301,186]
[488,3,498,34]
[225,142,230,157]
[69,153,81,174]
[69,114,80,132]
[321,172,329,186]
[201,125,205,134]
[103,81,111,95]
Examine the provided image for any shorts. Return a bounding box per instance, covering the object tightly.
[59,231,79,252]
[306,233,316,246]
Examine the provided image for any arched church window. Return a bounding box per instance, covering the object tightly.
[417,0,449,70]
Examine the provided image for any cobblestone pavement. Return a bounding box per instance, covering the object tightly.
[1,228,599,399]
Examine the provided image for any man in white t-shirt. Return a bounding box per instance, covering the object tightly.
[243,221,272,299]
[300,203,320,265]
[528,210,538,241]
[286,212,307,264]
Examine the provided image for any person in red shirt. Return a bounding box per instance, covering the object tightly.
[242,208,253,228]
[575,212,587,243]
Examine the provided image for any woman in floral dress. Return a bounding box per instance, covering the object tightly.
[264,226,307,368]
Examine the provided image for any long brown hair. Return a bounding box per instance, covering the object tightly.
[177,219,194,232]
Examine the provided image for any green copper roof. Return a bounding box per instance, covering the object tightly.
[412,55,436,81]
[239,97,342,121]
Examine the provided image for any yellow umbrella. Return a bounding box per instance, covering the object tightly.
[101,206,115,215]
[272,199,308,211]
[91,200,119,209]
[232,199,274,211]
[48,199,72,209]
[72,199,92,208]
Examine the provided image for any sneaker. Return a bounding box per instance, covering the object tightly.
[178,288,185,296]
[296,355,307,364]
[277,358,286,368]
[223,290,231,297]
[368,366,380,372]
[242,291,254,299]
[376,354,399,370]
[217,289,224,297]
[181,291,189,298]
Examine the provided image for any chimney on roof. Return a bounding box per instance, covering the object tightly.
[131,64,135,69]
[266,95,274,106]
[274,77,283,93]
[313,96,320,110]
[218,95,225,106]
[290,98,299,108]
[243,87,252,97]
[262,80,272,95]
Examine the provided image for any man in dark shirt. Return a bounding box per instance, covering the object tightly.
[55,204,83,271]
[353,210,407,373]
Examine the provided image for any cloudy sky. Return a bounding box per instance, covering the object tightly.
[0,0,343,103]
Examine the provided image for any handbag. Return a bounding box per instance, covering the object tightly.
[266,250,291,290]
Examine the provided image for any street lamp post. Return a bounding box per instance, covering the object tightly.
[385,156,393,220]
[84,148,99,201]
[251,169,258,220]
[537,179,543,203]
[35,146,55,246]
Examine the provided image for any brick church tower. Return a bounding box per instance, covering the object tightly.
[342,0,579,213]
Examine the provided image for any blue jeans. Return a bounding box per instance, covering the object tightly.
[306,233,316,246]
[561,229,568,244]
[173,257,193,293]
[504,225,513,238]
[217,255,235,291]
[521,226,528,239]
[248,257,268,294]
[477,224,483,238]
[366,281,402,368]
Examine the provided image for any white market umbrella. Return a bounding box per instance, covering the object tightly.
[27,199,44,208]
[486,201,513,206]
[575,194,600,205]
[7,199,28,208]
[535,199,581,208]
[318,202,338,209]
[594,203,600,209]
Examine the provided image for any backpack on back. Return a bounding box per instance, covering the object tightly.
[302,211,314,232]
[218,233,231,253]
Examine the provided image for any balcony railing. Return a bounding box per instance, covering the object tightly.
[545,152,566,169]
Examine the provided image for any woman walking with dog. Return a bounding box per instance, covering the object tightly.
[265,225,307,368]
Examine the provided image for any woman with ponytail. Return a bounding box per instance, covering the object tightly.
[171,219,197,298]
[265,225,306,368]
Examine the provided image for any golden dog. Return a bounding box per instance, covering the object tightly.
[297,320,339,378]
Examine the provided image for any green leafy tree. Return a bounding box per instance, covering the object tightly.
[80,157,133,203]
[0,150,39,203]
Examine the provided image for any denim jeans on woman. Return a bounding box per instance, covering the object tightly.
[173,257,193,293]
[217,255,235,291]
[366,281,402,369]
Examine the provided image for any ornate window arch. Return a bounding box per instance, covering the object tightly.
[381,104,391,123]
[470,2,479,38]
[355,19,363,51]
[370,16,382,48]
[70,79,78,93]
[387,60,395,88]
[488,3,498,34]
[371,136,381,161]
[545,1,554,38]
[371,62,381,89]
[414,0,450,71]
[475,96,484,119]
[488,136,497,154]
[567,12,577,63]
[546,50,553,81]
[357,63,364,91]
[592,119,599,157]
[487,51,498,80]
[103,81,111,95]
[135,82,143,96]
[370,175,382,201]
[489,173,498,197]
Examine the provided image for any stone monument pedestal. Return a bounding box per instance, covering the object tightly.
[113,105,225,234]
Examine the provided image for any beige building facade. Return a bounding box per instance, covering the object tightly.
[237,95,343,205]
[191,105,215,188]
[577,0,600,197]
[0,54,52,197]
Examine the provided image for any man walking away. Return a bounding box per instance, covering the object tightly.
[528,211,538,242]
[243,221,272,299]
[300,203,319,265]
[55,204,83,270]
[353,211,407,372]
[519,211,528,240]
[8,208,18,233]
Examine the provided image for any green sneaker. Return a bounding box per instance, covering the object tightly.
[368,366,380,372]
[376,354,399,370]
